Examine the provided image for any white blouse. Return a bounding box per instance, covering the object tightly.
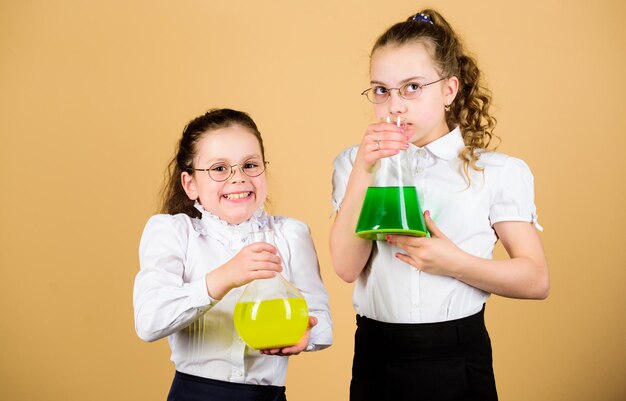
[133,204,332,386]
[332,127,541,324]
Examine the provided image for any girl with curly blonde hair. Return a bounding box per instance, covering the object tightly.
[330,9,549,400]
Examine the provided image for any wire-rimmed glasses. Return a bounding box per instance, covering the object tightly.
[361,77,446,104]
[193,158,268,182]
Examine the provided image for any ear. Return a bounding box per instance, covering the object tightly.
[444,76,459,106]
[181,172,198,200]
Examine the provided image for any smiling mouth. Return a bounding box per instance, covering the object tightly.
[223,192,252,200]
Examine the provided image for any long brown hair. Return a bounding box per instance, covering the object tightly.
[372,9,498,181]
[160,108,266,218]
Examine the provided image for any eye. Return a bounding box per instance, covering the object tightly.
[210,163,229,173]
[373,86,388,96]
[243,160,260,169]
[403,82,422,94]
[243,160,264,175]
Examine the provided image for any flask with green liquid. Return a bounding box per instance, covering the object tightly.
[234,229,309,349]
[355,116,428,241]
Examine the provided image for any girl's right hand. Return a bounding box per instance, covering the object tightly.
[205,242,282,300]
[354,120,409,173]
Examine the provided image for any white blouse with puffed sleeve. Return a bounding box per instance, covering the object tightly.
[133,204,332,386]
[332,127,541,324]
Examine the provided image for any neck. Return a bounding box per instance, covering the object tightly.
[412,123,450,147]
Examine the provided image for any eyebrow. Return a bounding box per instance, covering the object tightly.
[204,154,262,165]
[370,76,427,86]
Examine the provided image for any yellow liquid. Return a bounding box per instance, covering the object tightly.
[234,298,308,349]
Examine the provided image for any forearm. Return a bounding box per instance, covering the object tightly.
[453,253,549,300]
[330,214,373,282]
[205,267,233,300]
[330,168,374,283]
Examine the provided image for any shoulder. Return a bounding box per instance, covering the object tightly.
[478,151,533,175]
[477,152,536,199]
[333,145,359,166]
[141,213,199,243]
[271,216,318,263]
[271,216,315,247]
[144,213,194,230]
[271,215,311,236]
[332,145,359,185]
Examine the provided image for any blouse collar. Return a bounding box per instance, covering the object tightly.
[191,202,271,247]
[412,126,465,160]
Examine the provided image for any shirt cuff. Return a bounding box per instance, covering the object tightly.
[306,313,333,352]
[189,278,217,310]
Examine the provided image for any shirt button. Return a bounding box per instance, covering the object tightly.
[234,369,243,377]
[417,148,427,158]
[416,168,425,176]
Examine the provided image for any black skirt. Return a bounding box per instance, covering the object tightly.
[350,305,498,401]
[167,371,286,401]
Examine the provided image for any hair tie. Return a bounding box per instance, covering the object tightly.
[412,13,434,24]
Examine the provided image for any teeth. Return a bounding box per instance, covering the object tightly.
[224,192,251,200]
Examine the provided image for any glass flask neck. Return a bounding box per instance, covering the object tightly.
[374,148,414,187]
[238,228,305,302]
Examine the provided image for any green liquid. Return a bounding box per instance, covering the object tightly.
[355,186,428,240]
[234,298,309,349]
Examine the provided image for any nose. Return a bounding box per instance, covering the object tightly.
[229,165,247,183]
[387,90,407,115]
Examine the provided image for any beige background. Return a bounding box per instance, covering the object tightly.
[1,0,625,400]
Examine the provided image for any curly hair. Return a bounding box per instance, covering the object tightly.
[372,9,498,182]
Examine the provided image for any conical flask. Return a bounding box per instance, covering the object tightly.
[355,116,428,241]
[233,229,309,349]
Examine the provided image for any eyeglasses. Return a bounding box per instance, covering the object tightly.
[361,77,446,104]
[193,158,268,182]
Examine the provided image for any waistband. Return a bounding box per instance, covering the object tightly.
[356,305,487,352]
[173,371,285,398]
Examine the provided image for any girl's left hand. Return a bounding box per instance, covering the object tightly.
[387,211,468,277]
[259,316,318,356]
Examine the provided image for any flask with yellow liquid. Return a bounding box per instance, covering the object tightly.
[233,229,309,349]
[355,116,428,240]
